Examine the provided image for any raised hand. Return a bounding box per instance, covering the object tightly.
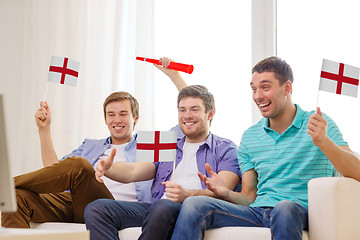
[95,148,116,183]
[153,57,187,91]
[307,107,328,148]
[153,57,178,77]
[198,163,230,199]
[35,101,51,129]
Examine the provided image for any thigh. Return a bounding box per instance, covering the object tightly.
[183,196,264,229]
[172,196,265,240]
[27,191,73,223]
[140,200,182,240]
[270,200,309,230]
[111,201,152,229]
[85,199,151,230]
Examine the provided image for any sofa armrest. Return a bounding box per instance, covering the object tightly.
[308,177,360,240]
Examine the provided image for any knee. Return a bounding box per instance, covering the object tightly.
[84,199,112,226]
[62,157,94,175]
[274,200,298,211]
[181,196,211,216]
[147,200,180,220]
[272,200,300,219]
[15,188,35,206]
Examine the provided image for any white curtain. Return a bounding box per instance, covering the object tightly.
[0,0,154,176]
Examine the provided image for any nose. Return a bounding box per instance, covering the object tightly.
[253,89,263,101]
[114,115,122,123]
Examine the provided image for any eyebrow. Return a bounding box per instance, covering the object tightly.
[106,110,129,114]
[178,105,202,109]
[250,80,272,86]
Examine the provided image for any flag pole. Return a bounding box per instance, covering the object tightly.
[315,88,320,110]
[172,161,175,181]
[315,59,323,110]
[44,82,49,101]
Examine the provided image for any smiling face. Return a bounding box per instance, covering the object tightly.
[105,100,138,145]
[251,71,292,121]
[178,96,214,143]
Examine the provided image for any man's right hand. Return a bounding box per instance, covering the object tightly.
[35,101,51,130]
[95,148,116,183]
[154,57,178,77]
[198,163,230,199]
[153,57,188,91]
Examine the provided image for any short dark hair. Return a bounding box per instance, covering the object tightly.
[103,91,139,120]
[252,56,294,85]
[177,85,215,114]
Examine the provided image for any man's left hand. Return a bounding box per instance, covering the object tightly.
[162,181,190,203]
[307,107,329,147]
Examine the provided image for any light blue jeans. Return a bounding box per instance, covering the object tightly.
[171,196,308,240]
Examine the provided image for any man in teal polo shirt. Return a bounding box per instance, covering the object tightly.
[170,56,360,240]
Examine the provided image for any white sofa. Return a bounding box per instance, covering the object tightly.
[30,176,360,240]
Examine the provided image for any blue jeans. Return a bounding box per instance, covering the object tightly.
[171,196,308,240]
[84,199,151,240]
[139,199,182,240]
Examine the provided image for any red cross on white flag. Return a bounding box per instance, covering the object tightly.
[319,59,359,98]
[136,131,177,162]
[48,56,80,87]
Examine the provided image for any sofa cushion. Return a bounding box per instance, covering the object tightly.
[31,222,309,240]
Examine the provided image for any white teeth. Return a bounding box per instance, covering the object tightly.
[184,122,195,126]
[114,126,123,129]
[259,103,270,107]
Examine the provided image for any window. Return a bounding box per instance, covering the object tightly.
[153,0,252,145]
[277,0,360,152]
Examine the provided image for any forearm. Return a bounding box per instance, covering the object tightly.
[169,71,187,91]
[187,188,255,206]
[187,188,219,198]
[103,162,133,183]
[223,190,256,206]
[38,128,59,167]
[104,162,156,183]
[319,138,360,181]
[221,169,257,205]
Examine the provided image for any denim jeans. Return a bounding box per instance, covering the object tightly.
[171,196,308,240]
[139,199,182,240]
[84,199,151,240]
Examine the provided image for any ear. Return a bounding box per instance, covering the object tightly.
[133,116,139,129]
[284,80,293,95]
[208,109,215,121]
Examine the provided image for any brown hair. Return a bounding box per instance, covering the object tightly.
[177,85,215,125]
[103,91,139,120]
[252,56,294,85]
